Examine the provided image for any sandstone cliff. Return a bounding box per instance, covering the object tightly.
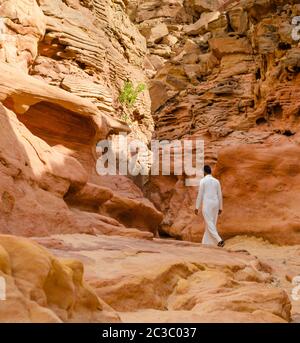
[131,0,300,244]
[0,0,299,323]
[0,0,162,238]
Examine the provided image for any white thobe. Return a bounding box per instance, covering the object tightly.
[196,175,223,245]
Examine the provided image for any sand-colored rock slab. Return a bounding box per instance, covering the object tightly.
[35,234,292,323]
[226,236,300,322]
[0,234,120,323]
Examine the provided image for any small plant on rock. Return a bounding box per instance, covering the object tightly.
[119,81,146,108]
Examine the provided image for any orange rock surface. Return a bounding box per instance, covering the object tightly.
[0,4,162,236]
[0,0,299,324]
[134,0,300,243]
[215,138,300,245]
[0,234,120,323]
[35,233,294,323]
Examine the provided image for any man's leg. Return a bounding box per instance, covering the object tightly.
[202,215,215,244]
[214,210,224,247]
[202,203,222,244]
[202,223,215,245]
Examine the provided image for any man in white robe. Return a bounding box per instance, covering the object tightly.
[195,165,225,247]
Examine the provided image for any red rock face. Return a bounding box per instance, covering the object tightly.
[0,0,299,324]
[215,137,300,245]
[0,0,162,238]
[0,0,299,246]
[131,0,300,244]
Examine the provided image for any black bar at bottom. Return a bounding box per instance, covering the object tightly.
[0,324,299,342]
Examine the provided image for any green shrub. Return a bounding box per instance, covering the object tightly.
[119,81,146,108]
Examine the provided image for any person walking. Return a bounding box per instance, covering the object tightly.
[195,165,225,247]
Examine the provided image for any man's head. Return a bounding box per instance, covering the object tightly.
[204,165,212,176]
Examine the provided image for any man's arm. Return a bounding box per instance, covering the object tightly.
[217,180,223,214]
[195,179,204,215]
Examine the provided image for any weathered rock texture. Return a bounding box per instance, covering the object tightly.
[226,235,300,323]
[132,0,300,244]
[0,0,299,324]
[0,234,120,323]
[35,233,293,323]
[215,137,300,244]
[1,231,296,324]
[0,0,162,238]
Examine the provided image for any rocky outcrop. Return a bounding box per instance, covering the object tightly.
[226,235,300,323]
[35,233,293,323]
[0,64,159,238]
[0,234,120,323]
[0,0,162,237]
[133,0,300,244]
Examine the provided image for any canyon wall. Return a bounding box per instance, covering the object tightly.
[0,0,299,323]
[131,0,300,244]
[1,0,299,244]
[0,0,162,238]
[0,0,164,322]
